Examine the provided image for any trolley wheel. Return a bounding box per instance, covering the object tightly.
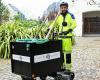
[55,71,75,80]
[70,72,75,80]
[55,75,63,80]
[40,76,46,80]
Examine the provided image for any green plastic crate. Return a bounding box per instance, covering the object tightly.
[16,38,49,44]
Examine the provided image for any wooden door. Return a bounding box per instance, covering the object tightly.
[83,17,100,34]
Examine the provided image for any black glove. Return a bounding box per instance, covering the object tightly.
[67,29,72,33]
[59,31,67,35]
[59,32,64,35]
[59,29,73,35]
[53,32,58,36]
[53,32,58,38]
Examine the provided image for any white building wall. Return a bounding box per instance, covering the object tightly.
[70,0,100,36]
[74,13,83,36]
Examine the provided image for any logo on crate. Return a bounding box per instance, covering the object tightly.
[12,54,30,63]
[34,51,60,63]
[46,54,50,60]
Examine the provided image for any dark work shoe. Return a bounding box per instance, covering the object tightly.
[70,72,75,80]
[64,69,71,74]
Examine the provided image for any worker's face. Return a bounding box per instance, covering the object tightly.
[60,5,68,14]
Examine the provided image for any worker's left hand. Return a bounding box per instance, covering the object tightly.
[59,31,67,35]
[68,29,72,33]
[59,32,64,35]
[59,29,73,35]
[64,29,73,35]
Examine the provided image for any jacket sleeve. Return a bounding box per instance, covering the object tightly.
[70,13,77,30]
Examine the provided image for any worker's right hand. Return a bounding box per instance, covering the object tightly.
[53,32,58,37]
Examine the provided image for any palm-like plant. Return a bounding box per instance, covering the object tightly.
[0,21,32,58]
[0,19,49,59]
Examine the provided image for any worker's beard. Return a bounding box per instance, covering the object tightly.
[61,10,68,16]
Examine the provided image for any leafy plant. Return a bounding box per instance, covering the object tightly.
[0,19,49,58]
[0,21,31,58]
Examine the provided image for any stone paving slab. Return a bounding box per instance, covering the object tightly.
[0,59,21,80]
[0,37,100,80]
[72,37,100,80]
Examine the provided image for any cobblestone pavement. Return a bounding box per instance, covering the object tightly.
[0,37,100,80]
[72,37,100,80]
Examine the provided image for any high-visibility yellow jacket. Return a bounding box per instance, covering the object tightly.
[51,12,77,37]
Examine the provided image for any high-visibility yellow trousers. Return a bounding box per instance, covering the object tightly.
[62,38,72,71]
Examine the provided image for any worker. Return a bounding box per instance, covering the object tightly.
[47,2,77,73]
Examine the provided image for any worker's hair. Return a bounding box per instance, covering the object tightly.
[60,2,68,7]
